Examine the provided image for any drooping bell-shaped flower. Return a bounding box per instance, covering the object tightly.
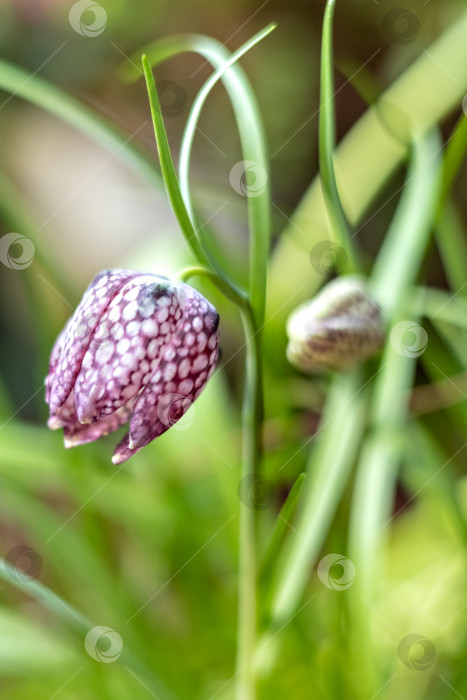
[45,270,219,464]
[286,275,385,372]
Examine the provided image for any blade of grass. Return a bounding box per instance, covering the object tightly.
[439,113,467,205]
[319,0,358,271]
[433,112,467,292]
[266,9,467,325]
[0,557,179,699]
[409,286,467,329]
[435,198,467,293]
[124,31,272,325]
[178,25,275,327]
[259,473,305,594]
[268,367,369,625]
[369,132,443,314]
[141,55,246,308]
[346,130,442,697]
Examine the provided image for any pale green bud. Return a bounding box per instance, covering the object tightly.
[286,276,385,372]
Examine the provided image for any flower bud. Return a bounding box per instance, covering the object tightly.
[45,270,219,464]
[286,276,385,372]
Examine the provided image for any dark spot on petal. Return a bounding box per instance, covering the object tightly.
[204,310,219,333]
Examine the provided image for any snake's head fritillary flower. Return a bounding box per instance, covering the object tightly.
[45,270,219,464]
[286,276,385,372]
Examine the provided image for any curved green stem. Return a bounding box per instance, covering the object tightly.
[177,28,274,327]
[319,0,358,270]
[142,55,210,267]
[142,53,248,307]
[178,24,275,222]
[175,266,248,307]
[235,304,263,700]
[132,32,271,327]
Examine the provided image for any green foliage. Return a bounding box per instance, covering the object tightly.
[0,1,466,699]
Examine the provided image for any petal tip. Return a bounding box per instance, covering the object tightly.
[48,416,64,430]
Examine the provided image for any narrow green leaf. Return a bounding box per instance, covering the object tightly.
[319,0,358,271]
[269,368,368,624]
[440,113,467,205]
[436,198,467,293]
[346,132,443,694]
[141,55,210,267]
[178,25,275,327]
[142,55,246,306]
[259,473,305,589]
[127,31,272,325]
[0,557,178,699]
[370,130,443,313]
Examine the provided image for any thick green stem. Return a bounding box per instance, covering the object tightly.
[235,305,263,700]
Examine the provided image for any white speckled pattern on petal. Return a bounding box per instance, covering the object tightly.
[45,270,220,465]
[49,269,139,414]
[74,275,175,424]
[127,283,219,451]
[45,317,72,404]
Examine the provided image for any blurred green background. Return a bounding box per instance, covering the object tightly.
[0,0,466,698]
